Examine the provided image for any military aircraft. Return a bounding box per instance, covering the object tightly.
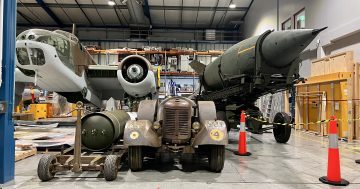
[15,29,157,108]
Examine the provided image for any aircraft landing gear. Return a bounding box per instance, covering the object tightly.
[273,112,292,143]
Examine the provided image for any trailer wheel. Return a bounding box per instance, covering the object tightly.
[104,155,119,181]
[37,154,57,181]
[128,146,143,171]
[273,112,292,143]
[208,145,225,172]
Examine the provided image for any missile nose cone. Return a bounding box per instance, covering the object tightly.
[312,27,328,35]
[261,28,326,68]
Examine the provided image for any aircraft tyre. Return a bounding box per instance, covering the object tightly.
[273,112,291,143]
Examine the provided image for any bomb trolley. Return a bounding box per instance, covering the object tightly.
[37,102,127,181]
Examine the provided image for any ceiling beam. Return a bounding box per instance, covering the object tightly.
[209,0,219,28]
[143,0,152,26]
[114,1,129,26]
[17,23,241,31]
[35,0,63,26]
[54,0,74,24]
[180,0,183,27]
[216,0,233,28]
[74,0,93,26]
[194,0,201,28]
[163,0,166,28]
[113,6,124,26]
[19,3,248,11]
[241,0,254,21]
[17,10,34,25]
[90,0,105,26]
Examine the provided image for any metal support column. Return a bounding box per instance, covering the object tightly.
[0,0,16,184]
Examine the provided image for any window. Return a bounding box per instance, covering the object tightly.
[282,18,292,30]
[294,8,305,29]
[29,48,45,65]
[36,35,73,70]
[16,48,30,65]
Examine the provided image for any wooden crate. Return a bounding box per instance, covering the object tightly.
[298,50,360,141]
[15,144,37,162]
[296,67,360,141]
[311,51,354,77]
[295,73,352,138]
[13,113,34,121]
[354,63,360,140]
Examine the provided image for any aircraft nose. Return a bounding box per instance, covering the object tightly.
[16,47,46,66]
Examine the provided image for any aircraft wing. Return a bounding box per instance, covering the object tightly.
[86,65,125,100]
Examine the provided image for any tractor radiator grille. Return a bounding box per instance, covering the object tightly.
[162,99,192,144]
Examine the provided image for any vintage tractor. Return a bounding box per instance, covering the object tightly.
[123,97,228,172]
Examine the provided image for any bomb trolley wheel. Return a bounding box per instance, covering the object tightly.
[104,155,119,181]
[37,154,57,181]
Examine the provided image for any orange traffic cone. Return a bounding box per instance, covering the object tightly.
[319,115,349,186]
[234,111,251,156]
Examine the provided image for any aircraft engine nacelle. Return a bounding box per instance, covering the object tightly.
[117,55,156,98]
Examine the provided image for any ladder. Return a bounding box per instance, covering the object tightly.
[265,94,273,121]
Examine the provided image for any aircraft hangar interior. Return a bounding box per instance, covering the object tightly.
[1,0,360,188]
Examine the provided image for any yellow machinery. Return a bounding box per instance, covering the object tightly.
[29,104,47,120]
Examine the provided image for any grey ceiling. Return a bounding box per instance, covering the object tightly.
[17,0,253,30]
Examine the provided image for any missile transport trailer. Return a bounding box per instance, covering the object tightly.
[191,28,326,143]
[124,97,228,172]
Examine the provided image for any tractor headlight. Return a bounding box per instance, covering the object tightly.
[153,121,161,130]
[192,122,200,130]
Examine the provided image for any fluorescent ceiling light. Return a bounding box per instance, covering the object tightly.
[229,4,236,8]
[108,1,116,6]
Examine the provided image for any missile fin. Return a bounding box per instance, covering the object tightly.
[189,60,206,74]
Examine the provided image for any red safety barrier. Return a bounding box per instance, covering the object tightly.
[234,111,251,156]
[319,115,349,186]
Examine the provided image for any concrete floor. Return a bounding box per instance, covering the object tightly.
[3,129,360,189]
